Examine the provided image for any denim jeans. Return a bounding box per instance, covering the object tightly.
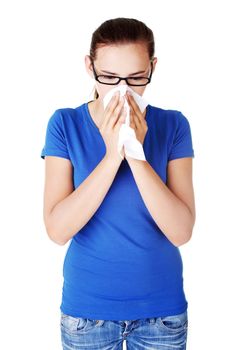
[60,309,188,349]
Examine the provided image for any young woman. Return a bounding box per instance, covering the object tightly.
[41,17,195,350]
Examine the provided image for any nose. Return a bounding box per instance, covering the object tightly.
[118,78,128,86]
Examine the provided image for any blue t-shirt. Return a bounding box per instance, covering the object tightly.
[41,102,195,320]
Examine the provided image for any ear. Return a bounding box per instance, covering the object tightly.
[151,57,158,73]
[85,55,94,78]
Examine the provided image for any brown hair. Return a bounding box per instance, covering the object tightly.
[89,17,155,99]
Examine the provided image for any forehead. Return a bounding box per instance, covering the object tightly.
[95,43,150,71]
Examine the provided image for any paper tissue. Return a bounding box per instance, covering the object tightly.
[103,85,148,161]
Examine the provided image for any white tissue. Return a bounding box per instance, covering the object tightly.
[103,85,148,161]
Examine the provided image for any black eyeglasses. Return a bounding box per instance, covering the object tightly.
[91,61,153,86]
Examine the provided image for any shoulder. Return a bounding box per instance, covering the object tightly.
[148,104,188,123]
[51,104,85,120]
[47,104,86,127]
[148,105,191,134]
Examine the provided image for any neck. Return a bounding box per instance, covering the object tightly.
[88,99,104,129]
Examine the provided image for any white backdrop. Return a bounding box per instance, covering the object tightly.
[0,0,232,349]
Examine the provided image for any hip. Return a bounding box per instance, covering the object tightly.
[60,309,188,350]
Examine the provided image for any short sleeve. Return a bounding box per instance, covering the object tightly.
[40,109,70,160]
[168,112,195,161]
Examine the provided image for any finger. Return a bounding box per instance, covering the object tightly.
[116,105,127,130]
[101,92,121,129]
[129,109,136,129]
[105,91,120,114]
[130,110,140,129]
[126,93,143,122]
[108,96,126,128]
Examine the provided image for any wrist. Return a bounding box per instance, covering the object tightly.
[104,153,123,167]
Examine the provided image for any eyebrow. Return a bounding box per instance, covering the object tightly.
[100,69,147,76]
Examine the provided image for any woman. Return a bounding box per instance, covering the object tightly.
[41,17,195,350]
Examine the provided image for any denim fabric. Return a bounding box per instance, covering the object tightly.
[60,310,188,349]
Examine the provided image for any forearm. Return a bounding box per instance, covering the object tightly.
[126,157,194,247]
[48,155,121,245]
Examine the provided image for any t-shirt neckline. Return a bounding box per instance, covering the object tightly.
[84,101,100,133]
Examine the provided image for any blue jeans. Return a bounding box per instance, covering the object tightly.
[60,310,188,349]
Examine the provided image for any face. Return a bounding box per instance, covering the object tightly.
[85,42,157,101]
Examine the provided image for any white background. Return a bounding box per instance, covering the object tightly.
[0,0,232,349]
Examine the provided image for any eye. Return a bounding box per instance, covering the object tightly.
[101,75,117,80]
[130,77,144,80]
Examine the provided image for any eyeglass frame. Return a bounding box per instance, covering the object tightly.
[91,60,153,86]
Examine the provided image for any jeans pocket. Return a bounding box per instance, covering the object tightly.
[60,312,88,335]
[158,310,188,332]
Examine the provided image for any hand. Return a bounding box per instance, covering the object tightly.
[125,92,148,146]
[100,92,127,164]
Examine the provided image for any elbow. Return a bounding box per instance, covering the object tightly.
[173,213,196,247]
[43,210,69,246]
[173,233,192,247]
[50,234,68,246]
[45,222,68,246]
[48,230,68,246]
[173,229,193,247]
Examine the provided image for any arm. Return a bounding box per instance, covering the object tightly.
[125,156,196,247]
[43,155,121,246]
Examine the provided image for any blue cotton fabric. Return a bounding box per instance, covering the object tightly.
[41,102,194,320]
